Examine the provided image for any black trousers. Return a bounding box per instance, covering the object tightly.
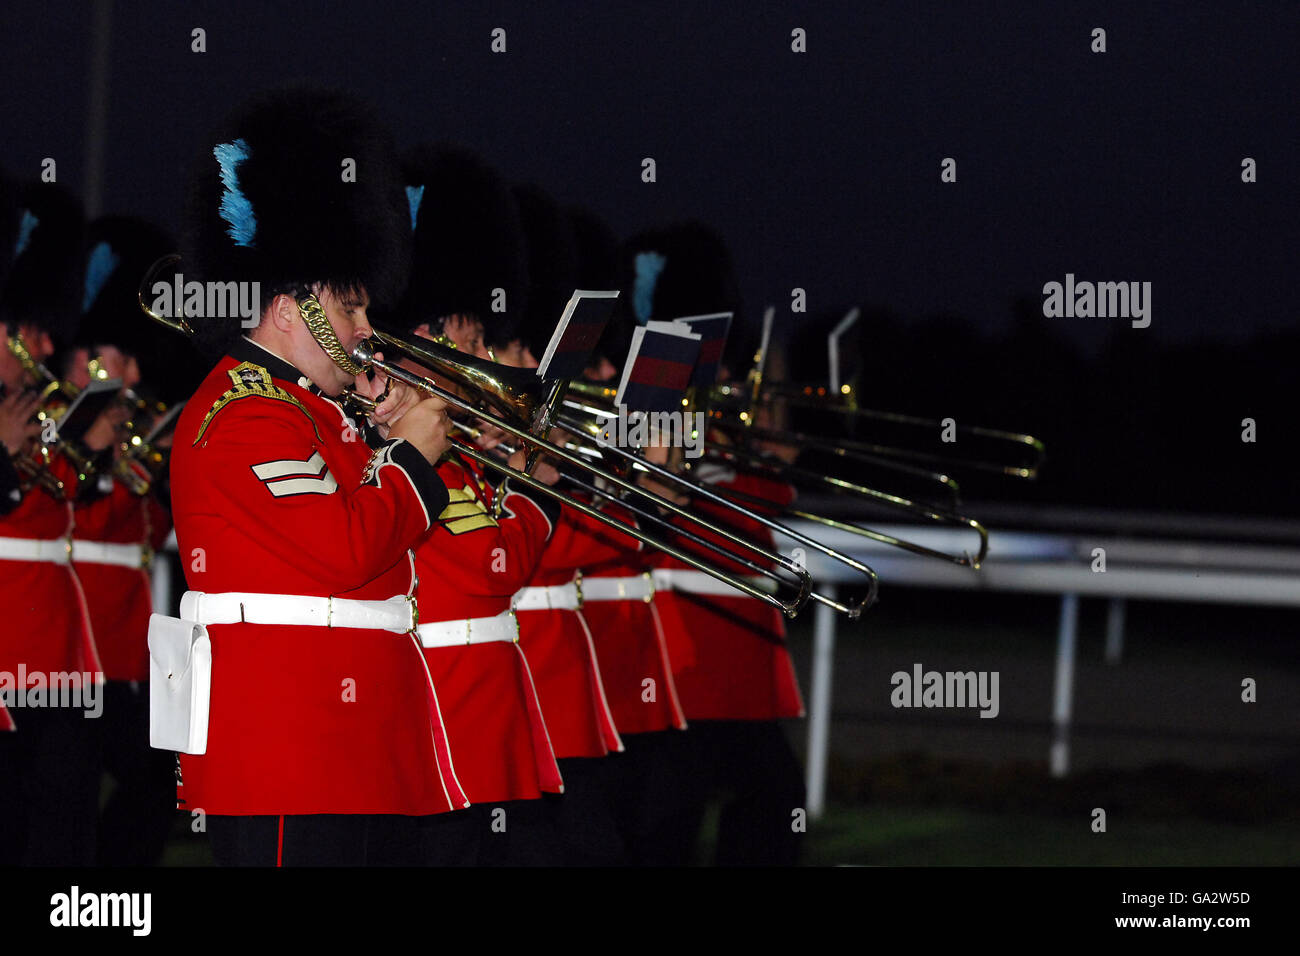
[619,721,806,866]
[207,813,384,866]
[0,703,101,866]
[420,799,562,866]
[605,729,686,865]
[547,755,625,866]
[97,681,177,866]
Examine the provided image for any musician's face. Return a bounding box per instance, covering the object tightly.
[285,284,373,395]
[583,355,615,381]
[79,345,140,390]
[431,314,491,360]
[0,322,54,391]
[494,337,537,369]
[409,316,491,396]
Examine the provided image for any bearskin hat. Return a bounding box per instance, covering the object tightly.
[397,143,529,346]
[182,85,410,357]
[79,216,174,359]
[80,215,208,400]
[1,181,85,348]
[567,205,631,371]
[512,183,579,360]
[0,170,18,299]
[621,219,742,328]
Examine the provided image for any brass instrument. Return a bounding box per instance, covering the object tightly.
[348,332,818,618]
[111,389,179,496]
[557,381,990,572]
[711,381,1047,482]
[134,263,817,617]
[4,335,101,496]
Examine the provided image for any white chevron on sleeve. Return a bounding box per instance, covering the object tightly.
[252,451,328,480]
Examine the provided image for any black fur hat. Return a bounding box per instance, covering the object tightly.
[80,215,208,399]
[182,85,410,357]
[1,181,85,348]
[568,205,631,370]
[0,170,18,298]
[79,216,175,359]
[398,143,529,346]
[621,219,742,327]
[513,183,579,359]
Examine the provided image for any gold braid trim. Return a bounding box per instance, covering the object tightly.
[298,294,364,376]
[192,362,322,445]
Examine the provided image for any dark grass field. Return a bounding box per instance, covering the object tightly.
[778,588,1300,866]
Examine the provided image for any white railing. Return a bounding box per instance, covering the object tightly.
[773,521,1300,819]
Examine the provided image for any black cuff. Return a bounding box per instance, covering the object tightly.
[381,439,449,526]
[358,417,384,450]
[498,476,562,528]
[0,453,23,515]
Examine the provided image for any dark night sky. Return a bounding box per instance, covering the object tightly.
[1,0,1296,355]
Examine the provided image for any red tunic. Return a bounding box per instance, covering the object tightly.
[580,501,688,734]
[0,453,100,702]
[413,453,564,803]
[73,482,171,683]
[514,501,632,758]
[650,465,805,722]
[170,341,462,816]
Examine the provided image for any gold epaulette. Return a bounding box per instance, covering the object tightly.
[192,361,322,445]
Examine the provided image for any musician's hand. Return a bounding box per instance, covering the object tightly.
[474,423,509,451]
[507,449,561,486]
[0,390,41,455]
[637,440,688,505]
[389,395,452,465]
[82,403,128,453]
[354,352,423,437]
[642,439,677,466]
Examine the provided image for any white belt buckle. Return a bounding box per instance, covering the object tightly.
[643,571,655,603]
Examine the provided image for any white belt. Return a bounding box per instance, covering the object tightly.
[0,535,72,564]
[71,540,149,569]
[416,608,519,648]
[512,580,581,612]
[650,569,779,598]
[580,573,655,603]
[178,591,417,632]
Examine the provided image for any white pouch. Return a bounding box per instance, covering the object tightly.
[148,614,212,754]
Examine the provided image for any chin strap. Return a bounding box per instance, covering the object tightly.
[297,293,364,376]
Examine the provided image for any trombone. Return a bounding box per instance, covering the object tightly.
[557,381,990,572]
[349,329,819,619]
[549,404,883,615]
[712,382,1047,481]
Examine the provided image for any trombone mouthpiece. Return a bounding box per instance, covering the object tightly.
[351,337,377,367]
